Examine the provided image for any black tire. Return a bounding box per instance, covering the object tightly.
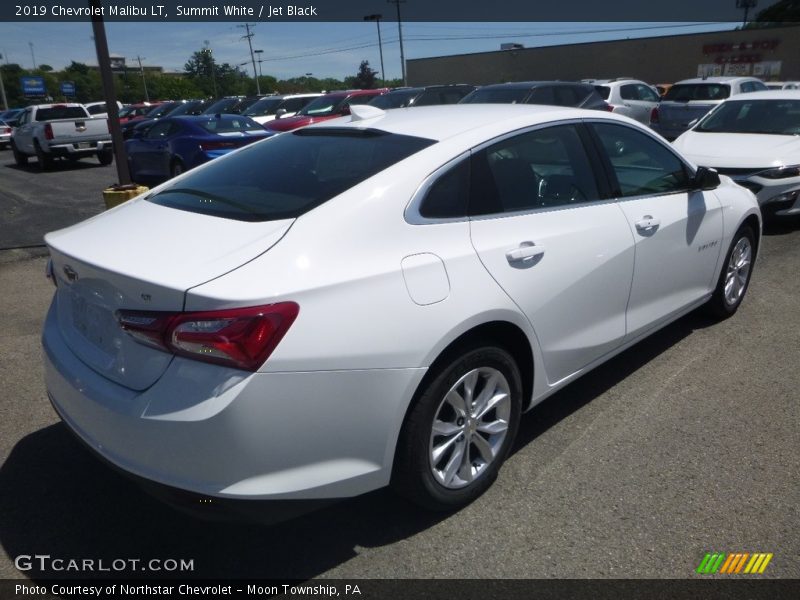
[170,159,185,178]
[34,141,52,171]
[705,225,756,319]
[11,141,28,166]
[391,345,522,511]
[97,150,113,166]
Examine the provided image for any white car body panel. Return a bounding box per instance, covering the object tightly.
[42,105,761,501]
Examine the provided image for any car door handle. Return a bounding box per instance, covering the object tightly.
[505,243,545,264]
[635,216,661,231]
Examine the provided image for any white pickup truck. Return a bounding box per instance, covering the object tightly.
[10,103,113,170]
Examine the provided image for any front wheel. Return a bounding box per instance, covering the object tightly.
[392,346,522,511]
[705,225,756,318]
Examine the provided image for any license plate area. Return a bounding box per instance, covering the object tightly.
[70,291,116,354]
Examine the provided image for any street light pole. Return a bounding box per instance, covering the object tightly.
[0,53,8,110]
[363,14,385,85]
[387,0,407,86]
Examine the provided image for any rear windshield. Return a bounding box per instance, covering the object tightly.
[197,116,264,133]
[35,106,87,121]
[242,97,282,116]
[460,88,530,104]
[663,84,730,102]
[695,99,800,135]
[594,85,611,99]
[147,129,436,222]
[370,91,418,109]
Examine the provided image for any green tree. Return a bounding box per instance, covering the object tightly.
[345,60,378,90]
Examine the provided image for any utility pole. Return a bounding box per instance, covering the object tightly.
[203,41,218,98]
[387,0,407,86]
[28,42,37,70]
[238,23,261,95]
[135,55,149,102]
[0,53,7,110]
[363,14,385,85]
[89,0,131,185]
[736,0,758,28]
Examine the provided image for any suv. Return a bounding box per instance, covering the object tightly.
[459,81,608,111]
[591,78,661,125]
[369,85,476,109]
[265,89,389,133]
[651,76,768,140]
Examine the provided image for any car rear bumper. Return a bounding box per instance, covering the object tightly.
[42,301,426,501]
[48,140,112,157]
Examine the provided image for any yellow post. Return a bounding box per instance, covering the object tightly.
[102,183,149,210]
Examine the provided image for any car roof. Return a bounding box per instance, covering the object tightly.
[723,89,800,100]
[305,103,638,143]
[673,77,761,85]
[478,81,590,90]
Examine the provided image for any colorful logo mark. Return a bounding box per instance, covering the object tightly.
[696,552,773,574]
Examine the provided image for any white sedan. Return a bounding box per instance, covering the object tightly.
[673,90,800,218]
[42,104,760,515]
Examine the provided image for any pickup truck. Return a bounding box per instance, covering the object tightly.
[10,103,113,170]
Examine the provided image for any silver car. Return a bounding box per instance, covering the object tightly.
[652,76,768,140]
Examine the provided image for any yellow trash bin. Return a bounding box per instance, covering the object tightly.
[103,183,149,210]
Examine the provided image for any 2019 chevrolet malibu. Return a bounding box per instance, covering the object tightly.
[673,90,800,218]
[42,104,760,515]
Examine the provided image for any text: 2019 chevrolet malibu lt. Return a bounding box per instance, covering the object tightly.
[43,104,760,516]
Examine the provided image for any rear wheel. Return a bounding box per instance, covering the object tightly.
[11,141,28,166]
[34,141,52,171]
[392,345,522,511]
[170,159,185,178]
[705,225,755,318]
[97,150,113,166]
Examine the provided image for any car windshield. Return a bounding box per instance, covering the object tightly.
[147,129,436,222]
[242,97,283,116]
[460,88,530,104]
[297,96,347,117]
[695,99,800,135]
[370,91,418,109]
[169,101,208,116]
[663,84,731,102]
[35,106,87,120]
[197,116,265,133]
[203,99,239,114]
[594,86,611,99]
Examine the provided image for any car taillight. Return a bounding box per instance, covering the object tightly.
[2,127,10,135]
[116,302,299,371]
[44,123,54,140]
[200,141,239,152]
[650,107,659,124]
[604,103,615,112]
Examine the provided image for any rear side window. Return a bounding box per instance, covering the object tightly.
[35,107,87,121]
[591,122,690,197]
[199,116,263,133]
[148,129,436,222]
[419,158,470,218]
[470,124,600,215]
[594,86,611,100]
[86,104,107,115]
[620,85,638,101]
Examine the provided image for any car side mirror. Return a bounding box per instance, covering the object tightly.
[693,166,720,191]
[275,108,287,119]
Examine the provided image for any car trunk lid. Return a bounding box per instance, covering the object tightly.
[45,200,294,390]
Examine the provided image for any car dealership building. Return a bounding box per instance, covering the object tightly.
[407,25,800,86]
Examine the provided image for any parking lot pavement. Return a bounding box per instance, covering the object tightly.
[0,159,798,580]
[0,148,114,249]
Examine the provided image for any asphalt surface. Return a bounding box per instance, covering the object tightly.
[0,151,798,582]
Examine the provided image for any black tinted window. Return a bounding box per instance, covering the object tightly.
[148,129,436,222]
[664,84,730,101]
[35,107,87,121]
[419,158,470,218]
[592,122,690,197]
[594,86,611,100]
[552,86,581,106]
[460,88,529,104]
[470,124,600,215]
[620,85,638,100]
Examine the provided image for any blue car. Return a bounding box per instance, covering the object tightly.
[125,114,273,184]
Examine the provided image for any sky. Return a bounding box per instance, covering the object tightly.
[0,21,738,82]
